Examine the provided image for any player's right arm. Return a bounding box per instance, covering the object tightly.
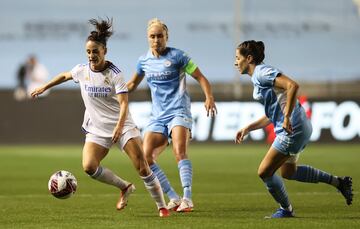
[126,72,144,93]
[235,115,271,144]
[31,72,72,98]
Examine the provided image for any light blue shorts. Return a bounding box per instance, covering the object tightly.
[145,115,193,139]
[272,118,313,156]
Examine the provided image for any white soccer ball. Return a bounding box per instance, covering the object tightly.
[48,170,77,199]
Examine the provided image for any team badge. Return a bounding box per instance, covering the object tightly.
[85,75,90,81]
[164,60,172,67]
[104,77,110,85]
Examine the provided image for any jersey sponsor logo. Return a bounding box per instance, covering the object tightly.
[84,84,111,98]
[164,60,172,67]
[145,71,172,80]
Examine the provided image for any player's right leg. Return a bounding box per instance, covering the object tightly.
[258,146,294,218]
[144,131,181,210]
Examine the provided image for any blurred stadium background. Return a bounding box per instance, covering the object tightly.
[1,1,359,228]
[0,0,359,144]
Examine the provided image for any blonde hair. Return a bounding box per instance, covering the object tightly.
[147,18,168,38]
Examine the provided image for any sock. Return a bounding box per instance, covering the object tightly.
[178,159,193,200]
[262,175,291,209]
[90,166,129,190]
[141,172,166,209]
[281,204,293,212]
[150,163,180,200]
[289,165,339,187]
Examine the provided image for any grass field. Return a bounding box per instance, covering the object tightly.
[0,144,359,229]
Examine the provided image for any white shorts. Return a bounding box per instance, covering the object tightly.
[85,128,141,150]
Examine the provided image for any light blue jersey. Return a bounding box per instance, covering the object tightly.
[136,47,194,121]
[251,64,312,154]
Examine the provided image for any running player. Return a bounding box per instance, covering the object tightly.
[31,18,169,217]
[234,40,353,218]
[127,18,217,212]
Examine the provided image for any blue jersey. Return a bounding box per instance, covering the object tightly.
[251,64,307,135]
[136,47,193,121]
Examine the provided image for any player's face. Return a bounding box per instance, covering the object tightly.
[147,25,167,54]
[234,49,249,75]
[86,41,107,71]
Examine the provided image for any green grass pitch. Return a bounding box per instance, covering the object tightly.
[0,144,359,228]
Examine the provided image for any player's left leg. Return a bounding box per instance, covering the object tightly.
[258,146,295,218]
[281,160,353,205]
[123,135,169,217]
[171,126,194,212]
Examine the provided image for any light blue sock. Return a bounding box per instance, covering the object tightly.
[289,165,334,184]
[178,159,193,200]
[263,175,290,209]
[150,163,180,200]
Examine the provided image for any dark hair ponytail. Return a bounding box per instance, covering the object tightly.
[237,40,265,64]
[87,17,113,47]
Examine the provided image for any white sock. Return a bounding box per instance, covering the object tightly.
[141,172,166,209]
[90,166,129,190]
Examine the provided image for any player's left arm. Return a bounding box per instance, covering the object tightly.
[112,93,129,143]
[189,66,217,117]
[274,73,299,133]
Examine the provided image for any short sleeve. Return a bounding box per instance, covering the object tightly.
[255,65,281,87]
[113,72,128,94]
[176,49,191,69]
[135,58,144,76]
[70,64,82,83]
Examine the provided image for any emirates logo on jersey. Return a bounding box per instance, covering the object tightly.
[164,60,172,67]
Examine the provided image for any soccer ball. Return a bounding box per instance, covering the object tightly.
[48,170,77,199]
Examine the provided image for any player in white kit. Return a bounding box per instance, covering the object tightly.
[31,18,169,217]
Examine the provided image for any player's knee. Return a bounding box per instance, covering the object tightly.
[280,169,295,180]
[173,150,187,162]
[280,164,297,179]
[145,153,154,164]
[83,163,97,176]
[138,166,149,177]
[257,167,272,179]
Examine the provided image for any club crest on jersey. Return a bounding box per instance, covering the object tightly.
[104,77,110,85]
[164,60,172,67]
[85,75,90,81]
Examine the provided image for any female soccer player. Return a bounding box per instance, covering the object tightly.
[234,40,353,218]
[127,18,217,212]
[31,18,169,217]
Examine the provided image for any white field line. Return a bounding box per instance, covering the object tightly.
[0,192,357,198]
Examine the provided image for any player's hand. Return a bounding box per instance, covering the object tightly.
[282,117,293,134]
[31,87,46,98]
[111,126,122,144]
[204,97,217,117]
[235,127,249,144]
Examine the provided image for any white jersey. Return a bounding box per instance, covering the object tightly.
[70,62,136,138]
